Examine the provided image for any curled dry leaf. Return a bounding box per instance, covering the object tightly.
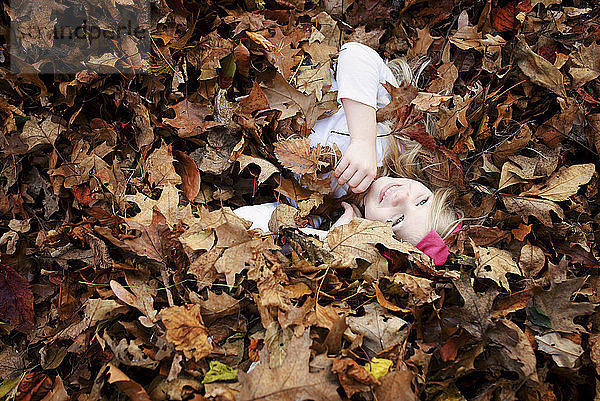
[522,163,595,201]
[389,272,440,306]
[106,362,151,401]
[173,150,201,201]
[519,244,545,278]
[237,154,280,185]
[332,358,380,397]
[535,332,583,368]
[160,304,213,361]
[473,244,522,290]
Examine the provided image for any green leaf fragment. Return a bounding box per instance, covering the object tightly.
[202,360,238,384]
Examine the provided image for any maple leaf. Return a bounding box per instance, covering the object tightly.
[163,99,222,137]
[126,183,192,228]
[261,73,329,131]
[238,330,341,401]
[19,115,63,152]
[0,264,34,333]
[274,137,325,175]
[95,208,189,269]
[160,304,213,361]
[145,141,183,188]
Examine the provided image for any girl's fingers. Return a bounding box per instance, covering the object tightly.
[351,204,362,217]
[353,175,374,193]
[338,166,357,185]
[347,170,366,189]
[334,158,350,178]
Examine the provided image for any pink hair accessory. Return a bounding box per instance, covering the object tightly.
[415,214,463,266]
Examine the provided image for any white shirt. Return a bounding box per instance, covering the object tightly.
[235,42,398,231]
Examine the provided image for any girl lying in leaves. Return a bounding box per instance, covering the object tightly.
[235,42,463,265]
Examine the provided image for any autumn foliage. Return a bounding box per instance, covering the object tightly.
[1,0,600,400]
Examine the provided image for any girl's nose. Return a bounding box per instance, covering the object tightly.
[390,188,410,206]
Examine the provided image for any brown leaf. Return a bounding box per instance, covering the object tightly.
[238,330,341,401]
[522,163,595,201]
[532,277,595,333]
[519,244,545,278]
[515,36,566,98]
[446,271,498,339]
[19,115,63,152]
[95,208,189,268]
[347,303,407,355]
[296,62,331,101]
[145,141,182,188]
[236,154,280,185]
[501,195,564,227]
[199,290,241,324]
[125,183,192,227]
[274,137,324,175]
[535,332,583,368]
[107,362,151,401]
[389,272,440,306]
[160,304,213,361]
[0,264,34,333]
[173,150,201,201]
[332,358,380,397]
[376,82,418,123]
[239,81,269,115]
[261,73,329,131]
[325,218,430,269]
[473,245,522,290]
[373,370,418,401]
[374,281,408,312]
[163,99,222,137]
[487,319,538,380]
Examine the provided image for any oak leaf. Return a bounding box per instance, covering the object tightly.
[522,163,594,201]
[346,304,407,355]
[501,195,564,227]
[160,304,213,361]
[532,277,595,333]
[389,273,440,306]
[238,331,341,401]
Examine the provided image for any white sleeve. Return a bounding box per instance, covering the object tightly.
[335,43,383,109]
[233,202,277,232]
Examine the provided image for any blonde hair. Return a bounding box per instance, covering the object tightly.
[374,57,463,239]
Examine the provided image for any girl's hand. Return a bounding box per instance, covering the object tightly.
[334,139,377,193]
[331,202,363,229]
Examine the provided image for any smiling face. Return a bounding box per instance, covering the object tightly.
[363,177,433,245]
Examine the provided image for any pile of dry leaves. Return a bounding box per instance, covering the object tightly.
[1,0,600,400]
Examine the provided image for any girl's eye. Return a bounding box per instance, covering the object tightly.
[393,215,404,225]
[417,199,428,206]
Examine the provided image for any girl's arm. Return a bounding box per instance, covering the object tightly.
[334,98,377,193]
